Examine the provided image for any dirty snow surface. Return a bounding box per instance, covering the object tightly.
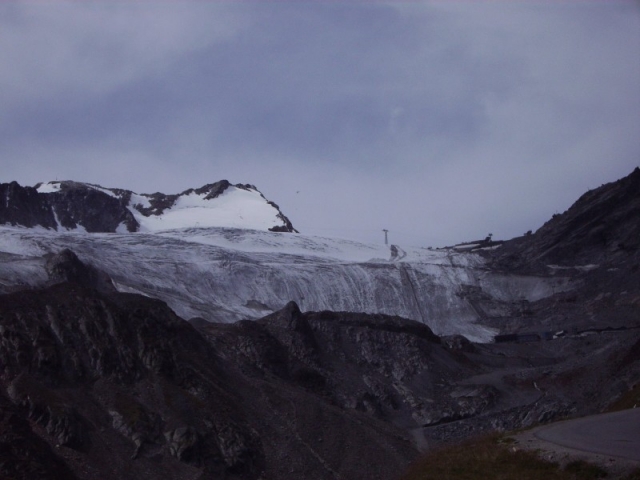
[0,226,573,342]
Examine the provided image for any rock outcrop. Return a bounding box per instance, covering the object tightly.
[0,262,434,479]
[45,248,115,293]
[0,181,138,232]
[1,169,640,480]
[491,167,640,272]
[0,180,297,233]
[2,261,637,480]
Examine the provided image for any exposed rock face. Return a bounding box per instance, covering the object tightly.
[1,259,638,480]
[0,273,272,477]
[202,302,470,429]
[477,167,640,336]
[0,390,80,480]
[0,181,138,233]
[491,167,640,272]
[0,269,435,479]
[45,248,115,293]
[0,181,58,229]
[1,169,640,480]
[0,180,297,233]
[129,180,236,216]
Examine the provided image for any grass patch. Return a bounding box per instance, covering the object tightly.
[399,433,612,480]
[563,460,607,479]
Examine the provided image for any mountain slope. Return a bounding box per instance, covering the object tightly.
[0,180,296,233]
[3,168,638,343]
[1,169,640,480]
[492,167,640,272]
[1,234,638,480]
[0,226,573,342]
[2,254,464,479]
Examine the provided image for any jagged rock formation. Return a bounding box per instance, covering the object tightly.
[0,181,138,232]
[472,167,640,336]
[1,169,638,342]
[0,282,265,479]
[1,249,639,480]
[1,168,640,479]
[0,180,297,233]
[45,248,115,293]
[2,260,453,479]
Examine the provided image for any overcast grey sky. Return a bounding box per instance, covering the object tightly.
[1,1,638,247]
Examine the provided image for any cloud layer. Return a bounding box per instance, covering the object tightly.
[1,1,638,246]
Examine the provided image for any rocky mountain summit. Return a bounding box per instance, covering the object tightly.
[0,180,296,233]
[0,168,639,479]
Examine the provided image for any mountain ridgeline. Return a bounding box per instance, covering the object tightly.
[493,167,640,271]
[0,169,639,480]
[0,180,297,233]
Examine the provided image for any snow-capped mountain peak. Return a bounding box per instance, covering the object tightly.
[126,181,295,233]
[3,180,297,234]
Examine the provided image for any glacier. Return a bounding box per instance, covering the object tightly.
[0,225,574,343]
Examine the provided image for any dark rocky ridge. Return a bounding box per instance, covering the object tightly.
[1,168,640,479]
[45,248,116,293]
[1,248,639,479]
[0,181,138,233]
[0,255,441,479]
[0,180,297,233]
[0,252,554,478]
[489,167,640,273]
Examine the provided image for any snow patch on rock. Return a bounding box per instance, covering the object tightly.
[131,187,285,233]
[36,182,62,193]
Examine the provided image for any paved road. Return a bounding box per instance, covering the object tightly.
[535,408,640,461]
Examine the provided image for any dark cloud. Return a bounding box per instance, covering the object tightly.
[1,1,638,247]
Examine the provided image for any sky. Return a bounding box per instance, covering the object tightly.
[1,1,639,248]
